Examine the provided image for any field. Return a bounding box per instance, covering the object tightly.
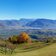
[14,43,56,56]
[0,41,56,56]
[0,29,56,56]
[0,43,56,56]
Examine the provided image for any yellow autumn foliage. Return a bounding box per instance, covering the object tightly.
[8,32,32,43]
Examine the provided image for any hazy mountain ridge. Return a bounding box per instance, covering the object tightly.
[26,19,56,29]
[0,19,35,26]
[0,19,56,29]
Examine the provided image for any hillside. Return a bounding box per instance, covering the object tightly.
[26,19,56,29]
[14,43,56,56]
[0,19,35,26]
[18,18,35,26]
[0,43,56,56]
[0,19,35,29]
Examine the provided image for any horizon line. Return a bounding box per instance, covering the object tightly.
[0,18,56,20]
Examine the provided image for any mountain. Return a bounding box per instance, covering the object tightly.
[26,19,56,29]
[18,18,35,26]
[0,19,35,29]
[0,19,35,26]
[0,18,56,29]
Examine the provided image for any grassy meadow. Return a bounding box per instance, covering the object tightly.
[0,32,56,56]
[0,43,56,56]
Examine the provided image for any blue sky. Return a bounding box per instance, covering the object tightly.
[0,0,56,20]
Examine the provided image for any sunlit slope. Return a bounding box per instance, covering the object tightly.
[0,43,56,56]
[15,43,56,56]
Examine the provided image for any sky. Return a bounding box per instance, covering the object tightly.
[0,0,56,20]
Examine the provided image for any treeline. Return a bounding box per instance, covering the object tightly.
[8,32,56,44]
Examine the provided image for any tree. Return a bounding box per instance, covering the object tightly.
[17,32,32,43]
[8,32,32,44]
[8,35,18,44]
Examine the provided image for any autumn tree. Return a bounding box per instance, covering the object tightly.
[17,32,32,43]
[8,32,32,44]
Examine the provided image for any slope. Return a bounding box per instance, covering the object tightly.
[14,43,56,56]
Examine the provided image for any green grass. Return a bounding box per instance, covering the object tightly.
[0,43,55,56]
[0,41,55,56]
[14,43,56,56]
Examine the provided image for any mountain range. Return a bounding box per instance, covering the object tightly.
[0,18,56,29]
[26,19,56,29]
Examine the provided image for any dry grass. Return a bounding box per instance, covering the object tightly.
[13,43,56,56]
[0,43,56,56]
